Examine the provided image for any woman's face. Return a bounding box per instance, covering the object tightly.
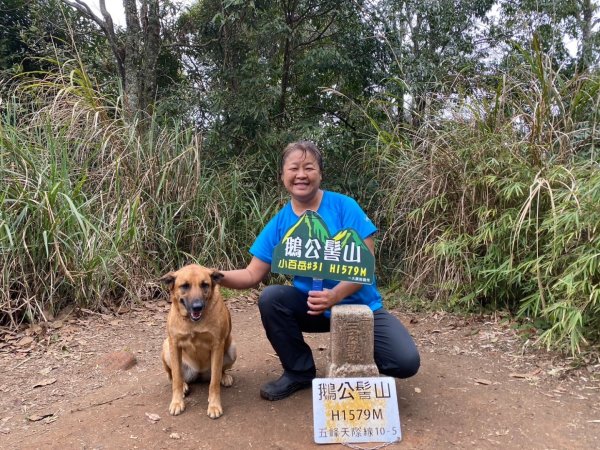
[281,149,322,203]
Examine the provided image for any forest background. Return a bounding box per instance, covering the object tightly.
[0,0,599,355]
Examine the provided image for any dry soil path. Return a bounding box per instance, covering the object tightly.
[1,293,599,449]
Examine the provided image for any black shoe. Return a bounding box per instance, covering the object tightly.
[260,373,312,401]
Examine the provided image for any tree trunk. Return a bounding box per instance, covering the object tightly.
[279,36,292,121]
[61,0,162,123]
[579,0,593,71]
[123,0,161,122]
[123,0,141,121]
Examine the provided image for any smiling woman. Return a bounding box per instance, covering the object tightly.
[218,140,421,401]
[280,142,324,214]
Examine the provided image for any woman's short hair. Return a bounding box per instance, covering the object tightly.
[281,141,324,173]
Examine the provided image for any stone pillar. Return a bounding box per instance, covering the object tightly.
[327,304,379,377]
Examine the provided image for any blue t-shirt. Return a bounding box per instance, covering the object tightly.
[250,191,383,312]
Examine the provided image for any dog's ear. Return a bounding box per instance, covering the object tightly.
[159,271,176,289]
[211,270,224,285]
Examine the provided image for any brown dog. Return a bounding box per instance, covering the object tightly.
[160,264,236,419]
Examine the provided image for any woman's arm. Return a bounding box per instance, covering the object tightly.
[220,257,271,290]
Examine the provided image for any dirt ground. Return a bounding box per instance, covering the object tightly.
[1,291,599,450]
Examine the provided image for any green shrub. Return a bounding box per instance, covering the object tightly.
[368,43,599,353]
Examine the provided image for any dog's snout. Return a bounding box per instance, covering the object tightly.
[188,298,206,322]
[191,300,205,312]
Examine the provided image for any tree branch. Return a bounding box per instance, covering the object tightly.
[60,0,125,80]
[62,0,106,33]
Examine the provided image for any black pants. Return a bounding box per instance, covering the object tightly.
[258,285,420,382]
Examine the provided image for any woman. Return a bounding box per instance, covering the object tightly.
[221,141,420,401]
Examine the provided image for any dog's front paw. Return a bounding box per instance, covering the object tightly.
[221,373,234,387]
[169,397,186,416]
[207,402,223,419]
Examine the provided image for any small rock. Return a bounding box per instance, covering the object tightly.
[169,433,181,439]
[98,351,137,371]
[39,367,54,375]
[145,412,161,423]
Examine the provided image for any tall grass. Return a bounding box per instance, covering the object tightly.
[0,60,281,328]
[368,42,600,353]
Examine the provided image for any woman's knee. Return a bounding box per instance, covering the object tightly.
[258,284,305,316]
[377,349,420,379]
[258,285,285,315]
[394,350,420,378]
[373,309,420,379]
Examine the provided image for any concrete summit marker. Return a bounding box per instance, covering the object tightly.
[317,306,401,445]
[327,304,378,378]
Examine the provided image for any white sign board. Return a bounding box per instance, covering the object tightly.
[312,377,401,444]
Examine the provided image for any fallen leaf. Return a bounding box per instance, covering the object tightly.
[510,369,542,379]
[27,413,54,422]
[145,412,161,422]
[44,415,58,424]
[17,336,34,347]
[32,378,57,389]
[114,305,132,315]
[25,325,43,335]
[474,378,492,385]
[509,373,528,379]
[49,321,63,329]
